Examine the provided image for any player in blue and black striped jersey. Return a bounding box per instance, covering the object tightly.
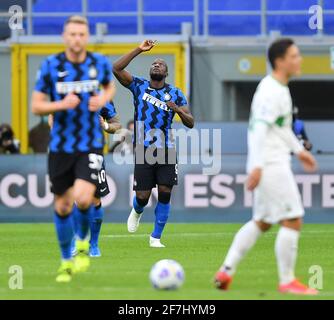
[113,40,194,248]
[31,16,117,283]
[48,102,121,259]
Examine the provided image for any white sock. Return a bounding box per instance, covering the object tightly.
[220,220,262,275]
[275,226,300,285]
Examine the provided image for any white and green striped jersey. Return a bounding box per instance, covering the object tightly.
[247,75,304,173]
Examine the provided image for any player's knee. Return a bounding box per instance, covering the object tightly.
[158,185,172,194]
[256,221,272,232]
[136,196,149,207]
[158,191,171,204]
[76,196,93,210]
[55,201,72,216]
[281,217,302,231]
[93,197,101,207]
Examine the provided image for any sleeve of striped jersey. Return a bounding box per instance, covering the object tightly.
[34,59,51,94]
[100,102,117,120]
[175,89,188,106]
[127,76,146,93]
[101,57,113,85]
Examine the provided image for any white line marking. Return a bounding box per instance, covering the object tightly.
[101,230,333,238]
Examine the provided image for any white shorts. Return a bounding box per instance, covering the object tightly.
[253,164,304,224]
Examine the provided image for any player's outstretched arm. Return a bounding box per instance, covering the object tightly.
[113,40,156,87]
[31,91,80,115]
[166,102,194,128]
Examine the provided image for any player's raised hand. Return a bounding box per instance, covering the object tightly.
[298,150,317,172]
[139,40,157,52]
[62,92,80,110]
[246,167,262,191]
[89,92,104,112]
[99,116,108,131]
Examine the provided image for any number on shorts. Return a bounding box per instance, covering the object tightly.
[98,169,106,184]
[88,153,104,171]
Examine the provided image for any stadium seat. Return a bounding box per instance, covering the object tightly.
[30,0,334,36]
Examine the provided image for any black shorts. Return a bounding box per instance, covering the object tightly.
[48,151,109,197]
[133,147,178,191]
[95,159,110,198]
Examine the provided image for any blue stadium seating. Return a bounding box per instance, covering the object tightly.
[31,0,334,36]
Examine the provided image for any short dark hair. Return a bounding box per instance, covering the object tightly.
[268,38,295,69]
[63,15,88,31]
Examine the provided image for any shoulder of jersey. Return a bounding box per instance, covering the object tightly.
[45,52,65,65]
[135,76,149,86]
[89,51,109,62]
[258,75,284,97]
[165,83,179,92]
[46,53,59,62]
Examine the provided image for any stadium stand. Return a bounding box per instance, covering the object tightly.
[29,0,334,36]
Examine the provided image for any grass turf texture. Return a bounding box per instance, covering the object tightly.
[0,223,333,300]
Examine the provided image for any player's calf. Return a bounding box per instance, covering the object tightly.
[73,180,96,240]
[150,191,171,248]
[127,196,149,233]
[89,200,103,257]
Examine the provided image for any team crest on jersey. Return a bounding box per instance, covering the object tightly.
[164,93,172,101]
[89,66,97,78]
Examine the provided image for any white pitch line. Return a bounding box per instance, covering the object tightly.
[101,230,333,238]
[102,233,230,238]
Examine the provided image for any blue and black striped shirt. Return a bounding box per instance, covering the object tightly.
[127,76,187,149]
[35,51,113,153]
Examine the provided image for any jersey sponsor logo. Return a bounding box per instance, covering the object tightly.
[56,80,99,95]
[142,92,170,112]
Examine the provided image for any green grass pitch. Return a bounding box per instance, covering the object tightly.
[0,223,333,300]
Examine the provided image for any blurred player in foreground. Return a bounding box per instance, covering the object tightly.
[113,40,194,248]
[31,15,116,282]
[214,38,318,295]
[48,103,121,258]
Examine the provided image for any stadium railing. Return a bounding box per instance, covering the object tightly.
[0,0,334,37]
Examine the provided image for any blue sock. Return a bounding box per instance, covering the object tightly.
[72,204,80,236]
[133,196,144,214]
[54,212,75,260]
[151,202,170,239]
[76,205,94,240]
[90,204,104,247]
